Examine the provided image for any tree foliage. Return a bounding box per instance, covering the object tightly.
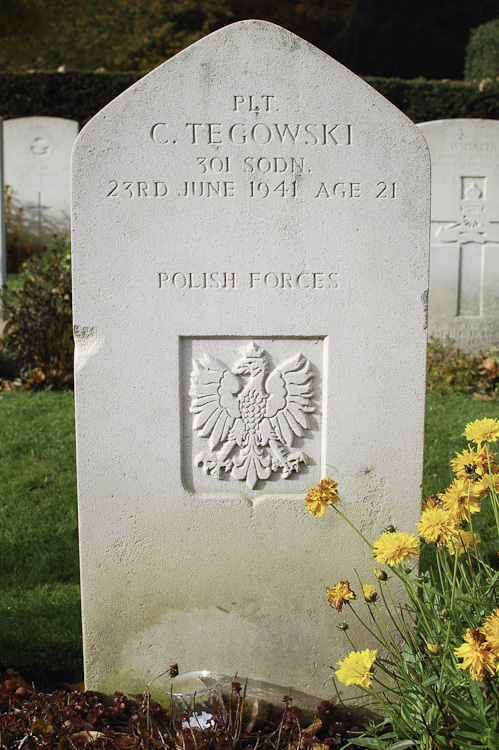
[0,0,356,73]
[341,0,499,80]
[465,17,499,81]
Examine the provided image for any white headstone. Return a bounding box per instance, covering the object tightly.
[418,119,499,354]
[3,116,78,247]
[72,21,430,699]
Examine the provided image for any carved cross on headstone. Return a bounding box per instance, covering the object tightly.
[26,191,52,237]
[432,179,499,317]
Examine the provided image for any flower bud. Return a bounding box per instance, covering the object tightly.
[336,621,349,631]
[427,643,443,656]
[363,584,378,603]
[374,567,388,581]
[440,608,450,619]
[385,525,396,533]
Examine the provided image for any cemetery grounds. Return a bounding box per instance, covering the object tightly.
[0,355,498,747]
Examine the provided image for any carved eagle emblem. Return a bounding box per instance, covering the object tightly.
[189,342,315,489]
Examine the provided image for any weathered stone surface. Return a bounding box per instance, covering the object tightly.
[418,118,499,354]
[72,21,429,699]
[4,116,78,246]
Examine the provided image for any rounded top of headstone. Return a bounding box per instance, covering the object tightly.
[74,19,428,152]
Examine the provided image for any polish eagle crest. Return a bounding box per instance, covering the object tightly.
[189,342,315,489]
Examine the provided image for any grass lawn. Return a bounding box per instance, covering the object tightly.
[0,390,81,685]
[0,389,497,683]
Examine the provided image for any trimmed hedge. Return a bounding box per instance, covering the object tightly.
[465,18,499,81]
[1,72,499,126]
[0,72,140,125]
[366,76,499,122]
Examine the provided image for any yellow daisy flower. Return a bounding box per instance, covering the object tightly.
[362,584,377,603]
[463,418,499,446]
[304,478,340,517]
[450,445,492,479]
[336,648,377,688]
[326,581,356,612]
[416,507,460,544]
[373,530,420,566]
[421,494,440,512]
[446,530,480,556]
[482,610,499,657]
[439,478,481,522]
[455,628,498,681]
[474,472,499,498]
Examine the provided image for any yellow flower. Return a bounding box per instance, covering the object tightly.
[305,478,340,517]
[372,530,420,566]
[482,610,499,657]
[446,530,480,556]
[474,472,499,498]
[440,478,481,522]
[326,581,356,612]
[455,628,497,681]
[362,584,377,603]
[421,494,440,512]
[416,507,460,544]
[463,418,499,446]
[450,445,492,479]
[336,649,377,688]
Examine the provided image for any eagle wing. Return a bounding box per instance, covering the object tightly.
[263,353,315,447]
[189,354,244,449]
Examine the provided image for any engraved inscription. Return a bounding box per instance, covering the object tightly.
[107,180,168,198]
[159,272,237,289]
[233,95,276,111]
[158,271,339,289]
[102,95,407,202]
[184,122,352,146]
[149,96,353,148]
[189,342,315,489]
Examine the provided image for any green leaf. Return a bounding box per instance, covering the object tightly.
[385,741,416,750]
[347,738,386,748]
[468,677,484,713]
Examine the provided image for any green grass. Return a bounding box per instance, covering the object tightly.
[0,390,81,682]
[423,394,498,497]
[0,389,497,681]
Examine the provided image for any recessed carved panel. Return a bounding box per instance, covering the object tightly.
[181,337,324,494]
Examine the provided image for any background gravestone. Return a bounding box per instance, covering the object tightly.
[418,119,499,354]
[72,21,429,699]
[3,116,78,247]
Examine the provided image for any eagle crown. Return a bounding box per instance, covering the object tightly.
[232,343,269,378]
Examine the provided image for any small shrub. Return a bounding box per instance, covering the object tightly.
[0,238,73,388]
[465,17,499,81]
[426,336,499,397]
[3,185,35,273]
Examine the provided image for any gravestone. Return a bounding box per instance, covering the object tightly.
[72,21,430,699]
[418,119,499,354]
[3,116,78,246]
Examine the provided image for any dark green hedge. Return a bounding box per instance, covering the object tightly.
[366,76,499,122]
[0,72,140,125]
[1,72,499,126]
